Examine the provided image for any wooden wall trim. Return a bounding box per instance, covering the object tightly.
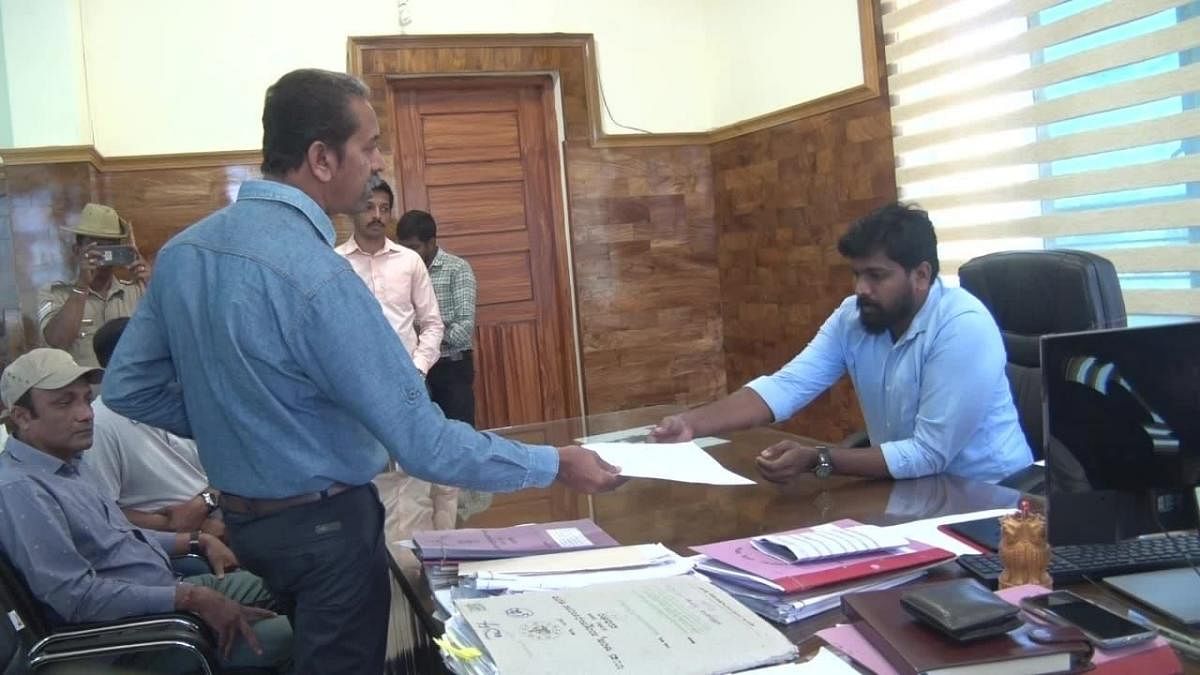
[0,146,260,172]
[0,145,102,167]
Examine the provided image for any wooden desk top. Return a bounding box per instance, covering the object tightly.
[389,405,1198,671]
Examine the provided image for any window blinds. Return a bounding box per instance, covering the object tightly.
[881,0,1200,320]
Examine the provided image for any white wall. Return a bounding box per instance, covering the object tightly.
[4,0,867,155]
[706,0,864,128]
[1,0,92,147]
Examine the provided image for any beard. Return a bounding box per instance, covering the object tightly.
[858,291,915,335]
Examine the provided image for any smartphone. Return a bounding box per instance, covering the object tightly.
[93,245,137,267]
[1020,591,1156,649]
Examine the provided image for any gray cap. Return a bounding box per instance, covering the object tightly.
[1,348,102,414]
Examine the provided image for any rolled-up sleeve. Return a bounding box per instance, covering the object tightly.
[745,308,849,423]
[880,310,1006,479]
[290,270,558,491]
[0,484,175,622]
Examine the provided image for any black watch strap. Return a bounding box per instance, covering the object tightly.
[188,531,202,556]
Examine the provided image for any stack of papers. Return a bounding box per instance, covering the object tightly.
[457,543,696,592]
[752,524,909,564]
[413,519,619,561]
[438,576,798,675]
[707,565,931,624]
[691,519,954,624]
[412,519,621,596]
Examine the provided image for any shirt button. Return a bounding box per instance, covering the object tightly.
[406,389,419,402]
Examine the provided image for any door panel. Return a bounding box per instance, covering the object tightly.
[421,112,521,164]
[426,181,527,234]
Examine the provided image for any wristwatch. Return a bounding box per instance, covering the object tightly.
[812,445,834,479]
[188,531,203,556]
[200,490,218,514]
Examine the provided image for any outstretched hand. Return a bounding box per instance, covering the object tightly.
[555,445,626,493]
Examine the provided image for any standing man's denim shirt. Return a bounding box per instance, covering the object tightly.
[747,280,1032,483]
[103,180,558,499]
[0,436,178,624]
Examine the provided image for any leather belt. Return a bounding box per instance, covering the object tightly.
[219,483,354,517]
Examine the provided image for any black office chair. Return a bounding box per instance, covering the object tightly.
[958,249,1127,490]
[0,549,221,674]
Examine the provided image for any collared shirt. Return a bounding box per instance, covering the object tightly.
[0,436,178,624]
[82,397,209,512]
[747,280,1032,483]
[102,179,559,499]
[334,236,444,374]
[428,248,477,357]
[38,278,144,367]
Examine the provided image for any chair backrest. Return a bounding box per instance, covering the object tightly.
[0,551,45,674]
[958,250,1127,460]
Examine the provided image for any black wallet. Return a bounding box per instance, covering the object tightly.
[900,579,1024,642]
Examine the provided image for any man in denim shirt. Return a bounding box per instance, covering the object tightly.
[102,69,623,674]
[652,203,1032,484]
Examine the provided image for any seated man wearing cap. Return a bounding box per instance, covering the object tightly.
[39,203,151,367]
[0,348,292,670]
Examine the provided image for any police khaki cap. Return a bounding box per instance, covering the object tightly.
[0,348,103,411]
[62,203,130,240]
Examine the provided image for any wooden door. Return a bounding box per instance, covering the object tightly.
[390,76,583,524]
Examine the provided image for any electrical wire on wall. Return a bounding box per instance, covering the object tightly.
[595,68,654,134]
[397,0,412,34]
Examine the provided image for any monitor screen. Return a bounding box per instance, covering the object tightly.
[1042,321,1200,545]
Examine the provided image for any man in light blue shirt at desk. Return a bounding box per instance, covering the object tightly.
[653,202,1031,484]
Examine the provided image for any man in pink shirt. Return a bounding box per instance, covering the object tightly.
[335,179,444,375]
[336,179,457,545]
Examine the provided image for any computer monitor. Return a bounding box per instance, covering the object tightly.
[1042,321,1200,546]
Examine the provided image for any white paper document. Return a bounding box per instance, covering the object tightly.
[458,543,676,577]
[752,524,909,564]
[468,557,697,592]
[583,441,755,485]
[575,424,729,449]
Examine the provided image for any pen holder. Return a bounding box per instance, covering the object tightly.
[998,503,1052,590]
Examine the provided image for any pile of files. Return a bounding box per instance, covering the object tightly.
[691,519,954,624]
[411,518,619,591]
[437,575,799,675]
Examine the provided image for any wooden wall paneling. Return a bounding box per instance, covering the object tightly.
[709,3,896,444]
[565,143,726,413]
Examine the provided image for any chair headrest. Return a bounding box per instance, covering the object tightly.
[958,250,1127,366]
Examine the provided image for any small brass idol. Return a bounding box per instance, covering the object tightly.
[998,500,1052,590]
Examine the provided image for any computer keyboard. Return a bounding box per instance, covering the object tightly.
[957,533,1200,588]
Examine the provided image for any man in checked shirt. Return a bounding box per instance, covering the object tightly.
[397,210,491,522]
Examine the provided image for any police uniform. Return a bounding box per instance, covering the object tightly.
[37,279,144,368]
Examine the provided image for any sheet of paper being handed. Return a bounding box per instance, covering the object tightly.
[583,441,755,486]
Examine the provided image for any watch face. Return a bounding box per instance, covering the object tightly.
[813,448,834,479]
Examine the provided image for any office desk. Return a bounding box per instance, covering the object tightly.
[385,406,1197,672]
